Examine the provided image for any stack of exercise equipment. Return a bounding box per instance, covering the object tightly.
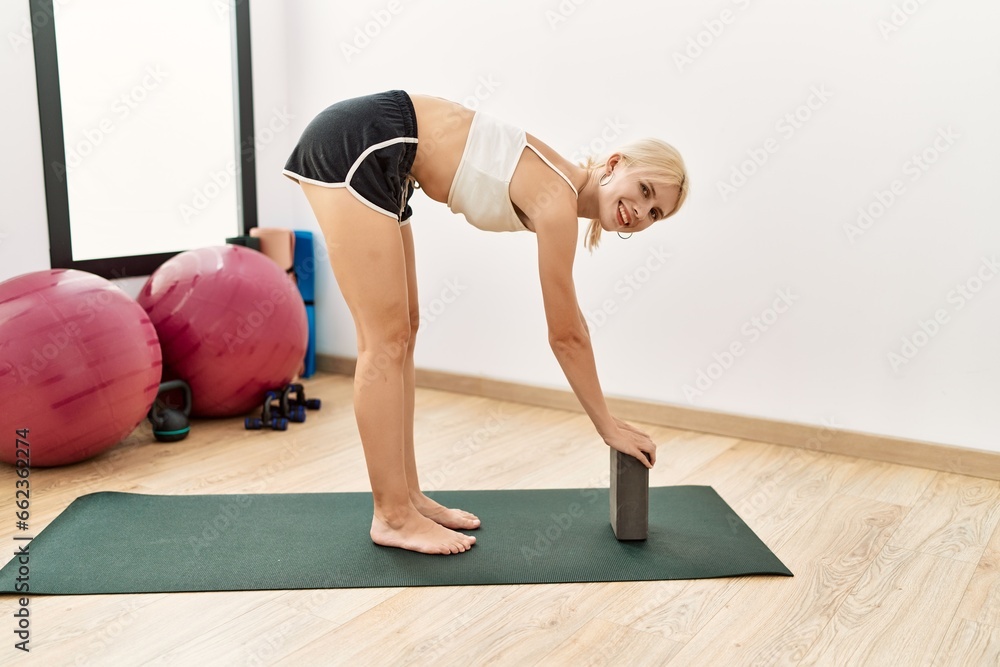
[0,269,162,466]
[232,227,317,378]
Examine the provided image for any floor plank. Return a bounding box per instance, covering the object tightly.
[886,473,1000,563]
[664,494,905,666]
[839,458,937,507]
[799,545,975,666]
[951,521,1000,628]
[536,617,683,666]
[933,618,1000,667]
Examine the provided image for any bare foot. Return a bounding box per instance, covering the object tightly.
[370,507,476,555]
[411,493,481,530]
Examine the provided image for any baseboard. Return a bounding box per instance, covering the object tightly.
[317,354,1000,481]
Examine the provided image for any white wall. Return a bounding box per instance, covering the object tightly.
[0,1,51,279]
[3,2,997,453]
[285,0,1000,453]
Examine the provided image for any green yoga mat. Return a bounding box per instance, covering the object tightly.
[0,487,790,595]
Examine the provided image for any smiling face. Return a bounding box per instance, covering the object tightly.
[598,156,682,234]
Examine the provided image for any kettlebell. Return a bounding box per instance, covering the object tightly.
[148,380,193,442]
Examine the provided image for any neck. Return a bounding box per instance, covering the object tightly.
[575,168,601,220]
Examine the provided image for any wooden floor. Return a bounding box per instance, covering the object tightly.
[2,372,1000,666]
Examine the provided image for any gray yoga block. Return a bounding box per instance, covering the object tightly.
[610,449,649,540]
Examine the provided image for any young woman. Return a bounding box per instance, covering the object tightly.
[283,90,688,555]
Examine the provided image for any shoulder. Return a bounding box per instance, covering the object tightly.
[509,137,581,227]
[525,132,581,185]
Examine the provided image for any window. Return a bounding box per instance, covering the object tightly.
[31,0,257,279]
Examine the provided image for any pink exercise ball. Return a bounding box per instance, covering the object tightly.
[0,270,162,467]
[137,245,307,417]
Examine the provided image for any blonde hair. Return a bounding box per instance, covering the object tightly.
[583,138,689,252]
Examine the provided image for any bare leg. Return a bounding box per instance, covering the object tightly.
[398,222,481,530]
[299,183,474,555]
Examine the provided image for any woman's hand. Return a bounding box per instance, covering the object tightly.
[602,418,657,468]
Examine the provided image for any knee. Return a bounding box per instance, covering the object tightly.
[381,324,413,358]
[359,320,411,365]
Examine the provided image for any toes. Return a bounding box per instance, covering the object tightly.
[453,510,481,528]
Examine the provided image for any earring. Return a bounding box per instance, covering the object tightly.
[599,171,614,186]
[617,231,632,239]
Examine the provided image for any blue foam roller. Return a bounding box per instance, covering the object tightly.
[294,231,317,378]
[302,305,316,378]
[293,231,315,302]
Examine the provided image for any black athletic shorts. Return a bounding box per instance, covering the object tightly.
[283,90,418,225]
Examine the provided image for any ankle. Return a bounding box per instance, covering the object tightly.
[373,503,417,528]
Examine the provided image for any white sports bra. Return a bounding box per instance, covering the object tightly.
[446,111,578,232]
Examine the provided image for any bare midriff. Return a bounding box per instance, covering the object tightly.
[406,93,475,204]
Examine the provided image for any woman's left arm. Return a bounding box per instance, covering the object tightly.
[513,153,656,466]
[531,193,655,466]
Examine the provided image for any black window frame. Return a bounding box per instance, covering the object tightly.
[29,0,258,280]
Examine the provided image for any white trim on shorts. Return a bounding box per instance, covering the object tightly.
[282,135,418,225]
